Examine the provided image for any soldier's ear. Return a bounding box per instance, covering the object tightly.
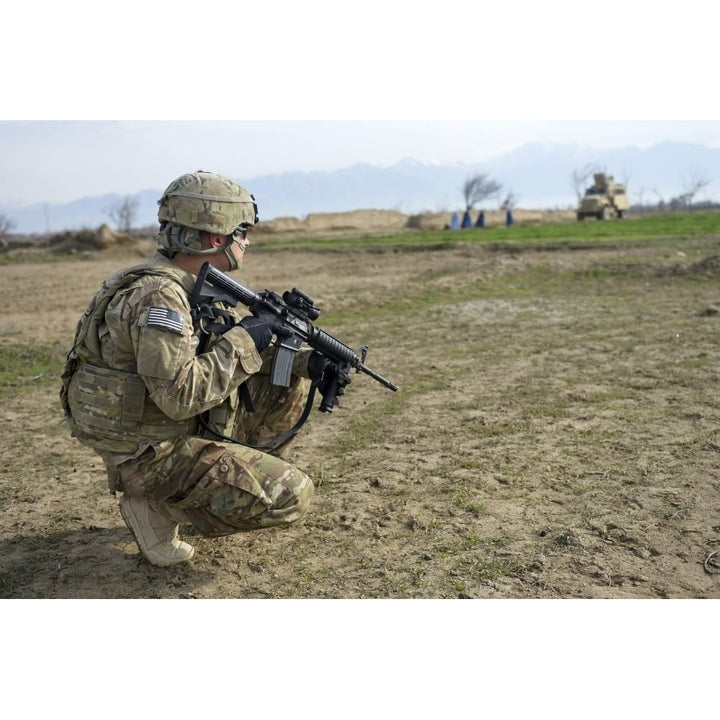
[200,232,226,249]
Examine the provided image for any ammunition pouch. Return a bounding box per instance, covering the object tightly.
[66,363,197,453]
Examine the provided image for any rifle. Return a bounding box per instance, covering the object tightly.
[190,262,399,414]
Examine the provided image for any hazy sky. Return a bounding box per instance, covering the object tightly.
[2,2,718,207]
[3,120,719,207]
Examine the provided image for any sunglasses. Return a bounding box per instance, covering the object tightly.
[231,226,250,252]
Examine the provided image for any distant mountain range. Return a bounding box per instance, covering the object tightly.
[4,141,720,235]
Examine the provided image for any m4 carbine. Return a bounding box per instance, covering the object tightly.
[191,261,398,413]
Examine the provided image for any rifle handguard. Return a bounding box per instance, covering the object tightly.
[193,262,399,399]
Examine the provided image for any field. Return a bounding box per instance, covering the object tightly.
[2,212,720,598]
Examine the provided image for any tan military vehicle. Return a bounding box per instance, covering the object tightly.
[577,173,629,221]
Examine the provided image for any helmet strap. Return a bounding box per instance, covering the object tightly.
[223,242,239,271]
[158,222,237,269]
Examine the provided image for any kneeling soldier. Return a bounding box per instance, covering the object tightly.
[61,171,315,566]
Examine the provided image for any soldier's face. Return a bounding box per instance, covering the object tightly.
[229,229,250,267]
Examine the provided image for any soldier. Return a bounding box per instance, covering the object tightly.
[60,170,320,567]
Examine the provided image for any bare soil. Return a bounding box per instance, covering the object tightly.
[2,233,720,598]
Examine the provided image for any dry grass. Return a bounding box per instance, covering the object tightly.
[2,228,720,598]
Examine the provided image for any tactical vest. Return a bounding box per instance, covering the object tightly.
[60,262,199,454]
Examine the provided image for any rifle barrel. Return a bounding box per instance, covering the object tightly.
[360,365,399,391]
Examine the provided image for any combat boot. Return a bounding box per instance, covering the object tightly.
[119,494,195,567]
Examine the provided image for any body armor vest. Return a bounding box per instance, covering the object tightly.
[60,262,198,453]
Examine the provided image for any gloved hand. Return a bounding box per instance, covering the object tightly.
[239,315,274,353]
[307,351,336,391]
[308,351,350,411]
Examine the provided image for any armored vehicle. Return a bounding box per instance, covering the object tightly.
[577,173,629,220]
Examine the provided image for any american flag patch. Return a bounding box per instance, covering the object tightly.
[146,307,185,334]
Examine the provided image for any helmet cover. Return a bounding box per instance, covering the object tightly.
[156,170,258,267]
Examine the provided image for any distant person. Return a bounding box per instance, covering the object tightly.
[60,170,325,566]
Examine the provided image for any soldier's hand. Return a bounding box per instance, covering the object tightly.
[308,351,353,412]
[308,349,350,396]
[239,315,274,353]
[307,351,334,388]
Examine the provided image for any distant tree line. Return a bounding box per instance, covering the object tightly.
[1,194,141,246]
[0,214,16,246]
[571,163,715,212]
[3,170,719,245]
[461,165,716,216]
[104,196,140,234]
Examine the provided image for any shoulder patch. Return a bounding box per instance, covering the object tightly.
[146,307,185,334]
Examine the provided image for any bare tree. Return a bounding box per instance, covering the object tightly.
[681,169,712,206]
[570,163,602,202]
[0,213,16,245]
[105,196,139,233]
[500,191,519,210]
[651,188,665,209]
[461,173,502,211]
[668,192,693,209]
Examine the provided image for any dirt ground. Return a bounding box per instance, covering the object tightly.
[1,233,720,599]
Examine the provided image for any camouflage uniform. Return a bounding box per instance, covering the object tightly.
[61,250,314,537]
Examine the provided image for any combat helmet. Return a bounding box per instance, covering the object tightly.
[156,170,259,270]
